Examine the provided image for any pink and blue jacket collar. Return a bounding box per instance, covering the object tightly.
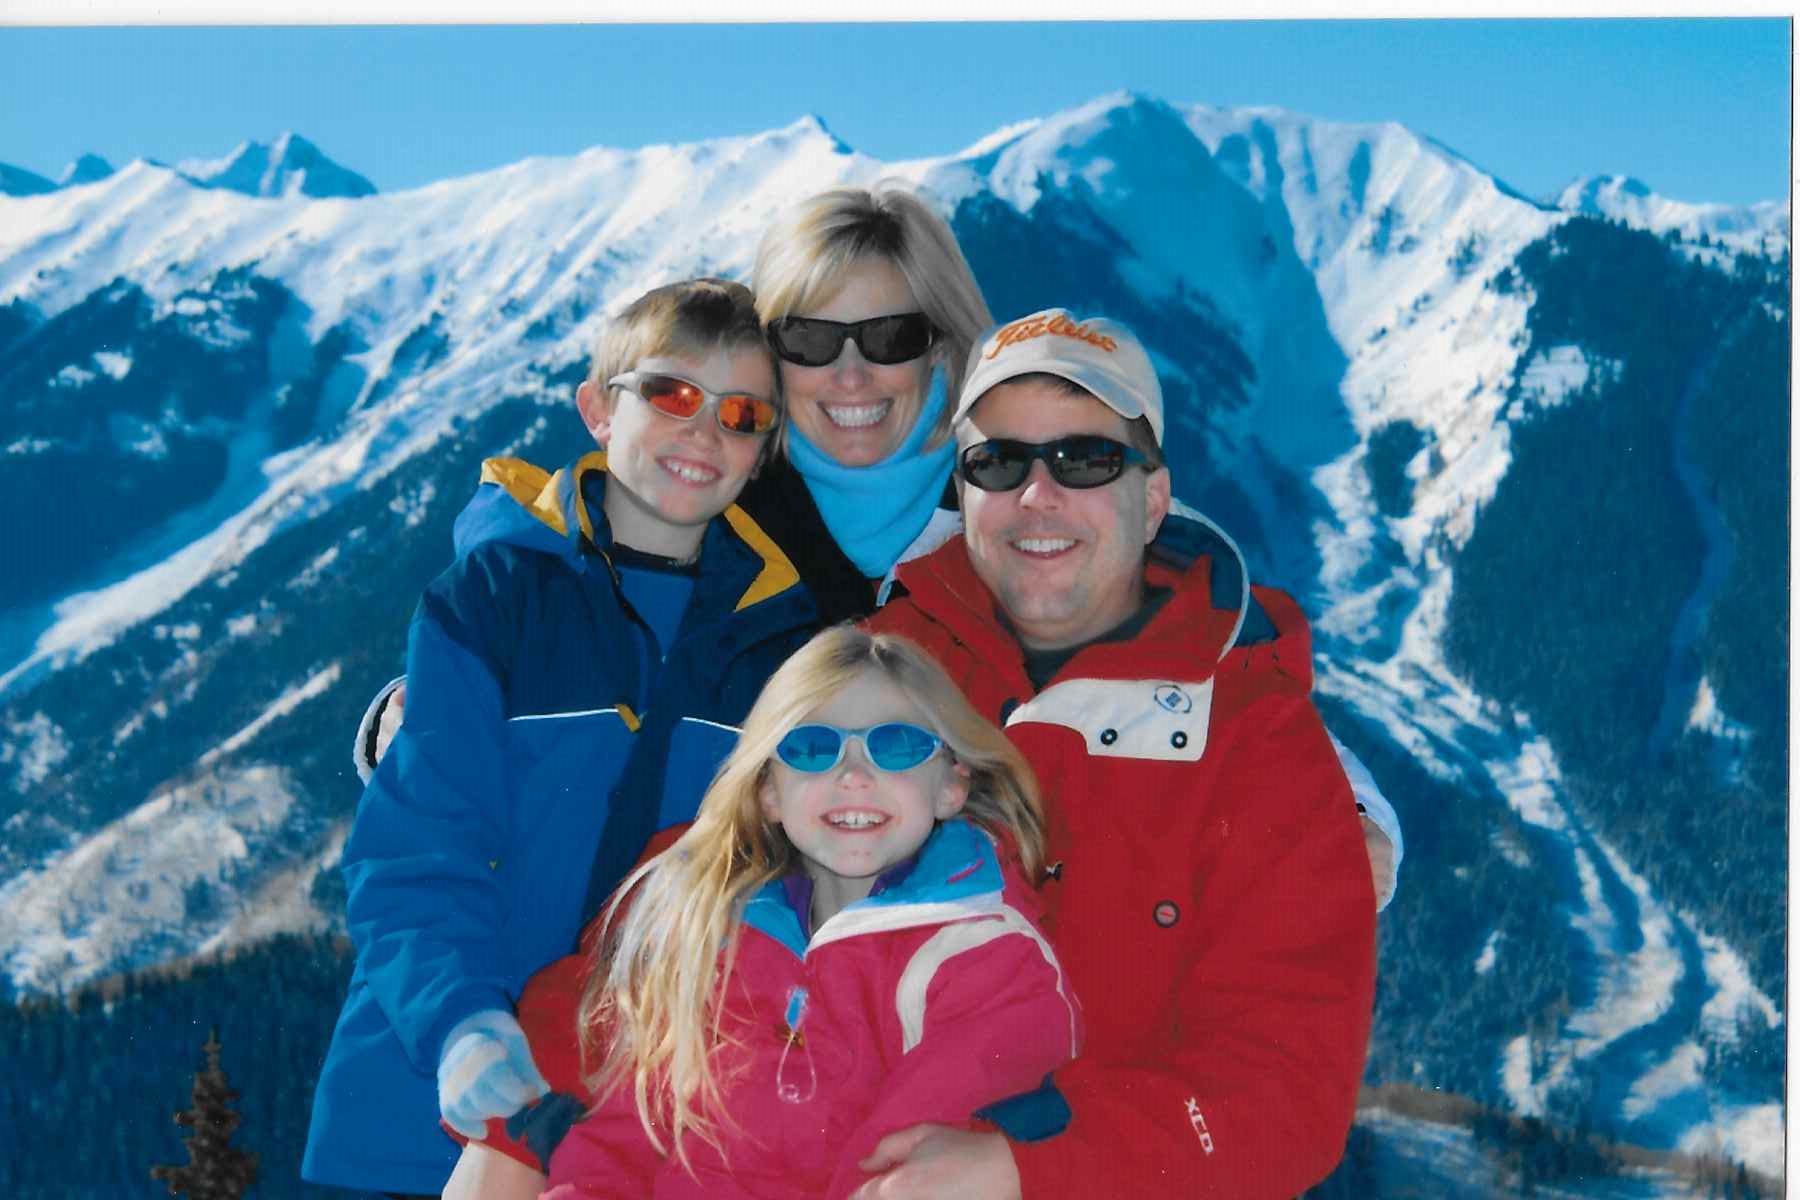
[744,819,1004,958]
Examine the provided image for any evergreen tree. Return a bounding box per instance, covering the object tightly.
[150,1028,259,1199]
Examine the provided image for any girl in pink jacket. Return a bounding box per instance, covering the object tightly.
[542,626,1080,1199]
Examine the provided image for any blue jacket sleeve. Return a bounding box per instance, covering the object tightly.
[339,558,521,1073]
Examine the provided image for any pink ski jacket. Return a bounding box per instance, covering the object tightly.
[541,818,1079,1199]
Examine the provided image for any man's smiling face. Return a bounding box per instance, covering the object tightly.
[957,378,1170,651]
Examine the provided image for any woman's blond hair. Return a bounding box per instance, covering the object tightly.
[577,624,1043,1171]
[752,182,993,449]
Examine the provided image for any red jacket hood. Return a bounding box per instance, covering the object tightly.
[886,508,1315,695]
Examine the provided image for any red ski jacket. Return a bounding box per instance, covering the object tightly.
[865,513,1377,1198]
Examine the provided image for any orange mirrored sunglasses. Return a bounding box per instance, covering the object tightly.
[607,371,781,436]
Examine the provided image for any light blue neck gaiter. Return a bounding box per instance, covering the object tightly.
[786,370,956,578]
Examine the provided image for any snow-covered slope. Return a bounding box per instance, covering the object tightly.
[0,96,1785,1179]
[1555,174,1788,254]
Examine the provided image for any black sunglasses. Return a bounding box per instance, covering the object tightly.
[766,312,936,368]
[958,435,1152,492]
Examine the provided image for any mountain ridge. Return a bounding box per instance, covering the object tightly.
[176,131,377,199]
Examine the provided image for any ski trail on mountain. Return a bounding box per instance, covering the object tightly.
[1312,463,1763,1165]
[1646,319,1743,758]
[1482,707,1778,1168]
[1578,837,1712,1143]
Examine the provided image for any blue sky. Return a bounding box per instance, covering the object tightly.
[2,19,1790,205]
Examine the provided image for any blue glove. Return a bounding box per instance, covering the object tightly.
[437,1009,550,1139]
[977,1074,1070,1142]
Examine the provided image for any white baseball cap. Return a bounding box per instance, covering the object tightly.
[954,308,1164,444]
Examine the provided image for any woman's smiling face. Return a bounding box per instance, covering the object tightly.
[778,257,937,467]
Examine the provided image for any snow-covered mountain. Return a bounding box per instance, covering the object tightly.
[0,93,1785,1186]
[58,153,115,188]
[176,131,376,199]
[1555,173,1788,252]
[0,132,369,202]
[0,155,114,197]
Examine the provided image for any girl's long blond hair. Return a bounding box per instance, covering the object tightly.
[577,624,1043,1170]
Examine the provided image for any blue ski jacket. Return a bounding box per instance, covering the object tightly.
[303,451,823,1194]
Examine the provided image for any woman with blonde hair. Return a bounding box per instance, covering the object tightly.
[733,181,994,605]
[536,624,1077,1198]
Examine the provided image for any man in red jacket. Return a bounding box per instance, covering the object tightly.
[852,308,1377,1199]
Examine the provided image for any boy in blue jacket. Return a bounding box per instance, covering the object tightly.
[303,278,823,1197]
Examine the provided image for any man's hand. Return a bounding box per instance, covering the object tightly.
[1361,813,1395,910]
[374,679,406,764]
[851,1124,1020,1200]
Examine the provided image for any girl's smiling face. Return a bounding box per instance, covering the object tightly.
[776,258,938,467]
[758,668,967,922]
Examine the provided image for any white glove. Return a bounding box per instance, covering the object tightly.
[1329,733,1403,911]
[352,676,407,784]
[437,1009,550,1139]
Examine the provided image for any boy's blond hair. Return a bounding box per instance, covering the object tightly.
[752,183,993,450]
[584,277,775,413]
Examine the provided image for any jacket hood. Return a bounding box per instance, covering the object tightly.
[1148,499,1265,661]
[451,452,607,560]
[890,501,1279,671]
[451,452,803,612]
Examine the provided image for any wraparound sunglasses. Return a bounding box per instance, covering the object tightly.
[774,722,944,774]
[766,312,936,368]
[957,435,1151,492]
[607,372,781,435]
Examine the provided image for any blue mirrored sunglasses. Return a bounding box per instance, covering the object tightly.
[774,722,945,774]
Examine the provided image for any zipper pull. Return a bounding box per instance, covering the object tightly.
[775,985,817,1104]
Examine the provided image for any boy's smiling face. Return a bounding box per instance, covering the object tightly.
[578,345,775,559]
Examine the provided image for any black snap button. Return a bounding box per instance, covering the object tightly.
[1171,731,1188,749]
[1153,900,1180,927]
[1099,728,1118,745]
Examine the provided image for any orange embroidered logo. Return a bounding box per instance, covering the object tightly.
[984,312,1117,358]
